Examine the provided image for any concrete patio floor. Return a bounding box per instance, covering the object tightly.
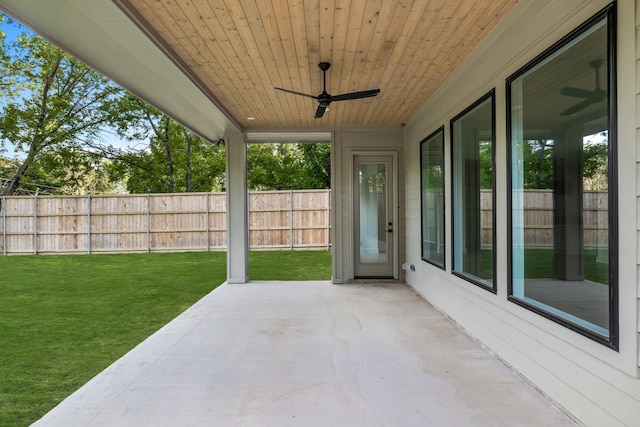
[34,281,578,426]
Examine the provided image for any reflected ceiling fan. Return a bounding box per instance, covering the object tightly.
[559,59,607,116]
[274,62,380,119]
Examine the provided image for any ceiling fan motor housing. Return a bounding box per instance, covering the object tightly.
[318,62,331,72]
[318,93,331,107]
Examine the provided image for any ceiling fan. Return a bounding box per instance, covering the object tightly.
[559,59,607,116]
[274,62,380,119]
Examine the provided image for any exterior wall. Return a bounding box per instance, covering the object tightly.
[403,0,640,426]
[331,127,404,283]
[635,0,640,373]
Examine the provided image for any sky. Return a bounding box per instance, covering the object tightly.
[1,11,27,39]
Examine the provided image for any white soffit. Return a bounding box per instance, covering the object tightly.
[0,0,238,140]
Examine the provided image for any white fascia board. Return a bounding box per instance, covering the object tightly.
[246,131,332,142]
[0,0,239,140]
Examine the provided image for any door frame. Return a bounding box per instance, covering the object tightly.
[347,150,399,280]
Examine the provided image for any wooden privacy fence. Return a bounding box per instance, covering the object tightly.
[480,189,608,249]
[1,189,607,255]
[0,190,332,255]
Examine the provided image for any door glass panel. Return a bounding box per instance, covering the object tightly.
[359,162,388,264]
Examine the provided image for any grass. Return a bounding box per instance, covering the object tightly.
[520,248,609,284]
[479,248,609,284]
[0,250,331,426]
[249,249,332,280]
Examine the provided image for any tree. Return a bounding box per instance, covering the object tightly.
[0,17,125,196]
[106,95,226,193]
[478,140,493,189]
[38,148,116,194]
[515,136,608,190]
[0,15,14,97]
[513,139,554,189]
[247,143,299,190]
[247,142,331,191]
[582,132,608,191]
[1,149,114,195]
[298,143,331,189]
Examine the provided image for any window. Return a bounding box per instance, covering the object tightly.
[420,127,445,269]
[451,91,496,291]
[507,5,617,347]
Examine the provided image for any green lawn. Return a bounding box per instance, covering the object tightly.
[249,249,332,280]
[519,248,609,284]
[479,248,609,284]
[0,250,331,426]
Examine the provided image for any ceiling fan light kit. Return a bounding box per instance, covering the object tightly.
[275,62,381,118]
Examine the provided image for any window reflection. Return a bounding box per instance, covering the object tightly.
[420,128,445,268]
[451,93,495,290]
[508,11,615,342]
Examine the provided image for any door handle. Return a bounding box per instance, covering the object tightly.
[388,222,393,233]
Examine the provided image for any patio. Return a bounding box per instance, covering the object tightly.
[33,281,577,426]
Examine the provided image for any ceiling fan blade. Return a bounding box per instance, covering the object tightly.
[560,98,594,116]
[315,104,327,119]
[331,89,380,101]
[560,87,596,99]
[274,87,318,100]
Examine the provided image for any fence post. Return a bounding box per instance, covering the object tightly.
[205,192,210,252]
[87,194,92,254]
[147,194,151,253]
[2,196,6,256]
[327,189,331,251]
[290,190,294,250]
[33,193,38,255]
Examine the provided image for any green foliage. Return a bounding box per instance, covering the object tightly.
[522,139,554,189]
[510,136,608,190]
[112,139,330,194]
[0,17,124,196]
[0,15,15,99]
[478,140,493,189]
[583,133,608,190]
[1,150,115,195]
[247,143,297,190]
[297,143,331,188]
[247,142,330,191]
[421,166,443,190]
[106,95,226,193]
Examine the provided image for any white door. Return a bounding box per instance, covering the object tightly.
[353,155,396,278]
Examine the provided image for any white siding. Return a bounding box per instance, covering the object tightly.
[636,0,640,371]
[404,0,640,426]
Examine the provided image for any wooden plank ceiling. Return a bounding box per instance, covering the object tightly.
[116,0,517,129]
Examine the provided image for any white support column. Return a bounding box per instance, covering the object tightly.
[225,129,249,283]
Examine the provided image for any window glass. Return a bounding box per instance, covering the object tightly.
[508,8,616,345]
[420,128,445,268]
[451,93,495,290]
